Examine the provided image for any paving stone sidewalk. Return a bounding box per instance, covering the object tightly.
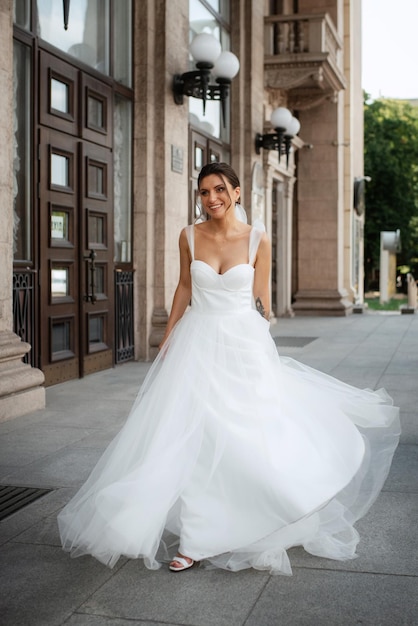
[0,312,417,626]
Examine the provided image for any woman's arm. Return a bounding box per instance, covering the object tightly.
[253,232,271,320]
[159,228,192,348]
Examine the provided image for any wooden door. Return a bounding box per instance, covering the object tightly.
[80,141,114,377]
[39,128,80,384]
[38,51,114,385]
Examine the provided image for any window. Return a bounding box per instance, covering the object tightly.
[112,0,132,87]
[12,40,32,261]
[36,0,132,87]
[14,2,134,269]
[50,78,70,113]
[114,94,132,263]
[51,153,70,187]
[51,316,75,360]
[189,0,232,142]
[37,0,109,74]
[13,0,31,30]
[51,267,69,299]
[50,208,72,245]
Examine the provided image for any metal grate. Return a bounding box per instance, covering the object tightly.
[274,336,318,348]
[13,270,36,367]
[0,485,52,521]
[115,270,135,363]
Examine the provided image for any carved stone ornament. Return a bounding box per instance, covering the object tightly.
[264,54,346,96]
[265,66,325,90]
[287,89,338,111]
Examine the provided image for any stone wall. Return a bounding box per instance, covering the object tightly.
[0,0,13,332]
[293,95,353,315]
[0,0,45,420]
[133,0,190,360]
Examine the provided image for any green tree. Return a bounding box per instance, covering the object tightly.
[409,215,418,271]
[364,96,418,286]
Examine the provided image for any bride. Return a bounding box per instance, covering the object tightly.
[58,162,400,575]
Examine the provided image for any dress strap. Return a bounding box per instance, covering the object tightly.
[185,224,195,260]
[249,225,265,266]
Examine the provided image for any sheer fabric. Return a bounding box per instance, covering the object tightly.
[58,225,400,574]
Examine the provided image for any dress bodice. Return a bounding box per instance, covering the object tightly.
[186,225,264,314]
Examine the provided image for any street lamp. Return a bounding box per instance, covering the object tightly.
[173,33,240,126]
[255,107,301,167]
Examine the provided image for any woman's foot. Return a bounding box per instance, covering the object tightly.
[169,553,195,572]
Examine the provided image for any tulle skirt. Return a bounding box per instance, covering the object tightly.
[57,308,400,575]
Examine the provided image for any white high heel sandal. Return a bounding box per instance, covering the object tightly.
[169,555,196,572]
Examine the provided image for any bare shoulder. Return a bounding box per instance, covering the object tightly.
[194,221,213,235]
[194,222,217,242]
[179,226,188,240]
[179,227,190,250]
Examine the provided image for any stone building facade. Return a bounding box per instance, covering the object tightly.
[0,0,365,419]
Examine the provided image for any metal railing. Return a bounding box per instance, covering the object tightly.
[264,13,342,69]
[13,268,135,369]
[13,269,36,367]
[115,269,135,363]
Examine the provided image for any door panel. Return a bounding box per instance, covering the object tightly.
[39,129,80,385]
[208,140,222,163]
[81,74,113,148]
[80,141,114,376]
[38,52,114,385]
[40,51,79,136]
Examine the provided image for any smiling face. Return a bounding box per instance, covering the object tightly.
[198,174,241,220]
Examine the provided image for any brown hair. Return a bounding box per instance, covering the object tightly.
[197,162,240,192]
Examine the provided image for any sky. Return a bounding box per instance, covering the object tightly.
[362,0,418,100]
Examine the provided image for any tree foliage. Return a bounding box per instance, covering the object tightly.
[364,95,418,281]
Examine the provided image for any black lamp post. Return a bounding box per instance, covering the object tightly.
[255,107,301,167]
[173,33,240,127]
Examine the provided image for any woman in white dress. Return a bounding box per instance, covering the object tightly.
[58,162,400,575]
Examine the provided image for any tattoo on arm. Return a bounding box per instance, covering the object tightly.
[255,297,266,319]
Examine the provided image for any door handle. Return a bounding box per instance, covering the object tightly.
[84,249,97,304]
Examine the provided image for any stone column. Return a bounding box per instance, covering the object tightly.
[264,158,296,318]
[343,0,365,304]
[133,0,157,360]
[292,95,353,316]
[229,0,266,209]
[134,0,189,360]
[0,0,45,420]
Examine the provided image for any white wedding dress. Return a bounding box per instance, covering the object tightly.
[58,225,400,574]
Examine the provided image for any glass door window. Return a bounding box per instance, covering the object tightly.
[36,0,132,87]
[12,40,32,261]
[37,0,110,74]
[113,94,132,263]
